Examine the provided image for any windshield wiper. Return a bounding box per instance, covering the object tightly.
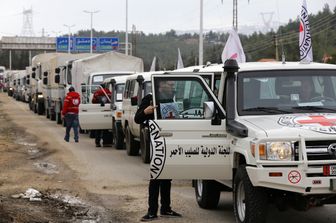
[243,107,289,114]
[292,106,336,112]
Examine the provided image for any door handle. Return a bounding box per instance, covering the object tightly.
[160,132,173,137]
[202,133,227,138]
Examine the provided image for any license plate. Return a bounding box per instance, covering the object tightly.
[330,166,336,176]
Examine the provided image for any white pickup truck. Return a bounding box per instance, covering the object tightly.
[149,60,336,223]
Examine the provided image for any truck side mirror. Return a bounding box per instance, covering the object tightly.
[43,77,48,85]
[32,72,36,79]
[55,75,60,84]
[203,101,214,119]
[55,68,60,74]
[131,96,138,106]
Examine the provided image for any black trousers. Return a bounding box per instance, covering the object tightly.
[148,179,172,215]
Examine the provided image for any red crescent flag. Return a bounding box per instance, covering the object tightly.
[299,0,313,63]
[221,29,246,63]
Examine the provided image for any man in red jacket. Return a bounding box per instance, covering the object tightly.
[62,86,81,142]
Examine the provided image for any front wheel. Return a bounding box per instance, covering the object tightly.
[195,180,220,209]
[233,165,267,223]
[125,126,139,156]
[113,121,124,150]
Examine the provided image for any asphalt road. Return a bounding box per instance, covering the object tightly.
[3,93,336,223]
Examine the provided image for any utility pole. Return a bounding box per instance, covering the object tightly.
[83,10,100,54]
[233,0,238,31]
[64,24,75,54]
[132,24,137,56]
[274,34,279,61]
[125,0,129,55]
[199,0,203,65]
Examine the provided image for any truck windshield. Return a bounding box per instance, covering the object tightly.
[237,70,336,115]
[91,74,129,93]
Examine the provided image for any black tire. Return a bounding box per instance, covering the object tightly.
[113,121,124,150]
[233,165,267,223]
[195,180,220,209]
[56,113,62,124]
[125,126,139,156]
[140,127,150,163]
[37,102,44,115]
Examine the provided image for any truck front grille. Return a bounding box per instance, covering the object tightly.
[294,141,336,161]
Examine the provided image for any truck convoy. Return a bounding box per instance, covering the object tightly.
[148,60,336,223]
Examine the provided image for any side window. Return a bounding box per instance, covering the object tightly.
[154,78,212,120]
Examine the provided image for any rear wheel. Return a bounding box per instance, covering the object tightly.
[233,165,267,223]
[125,126,139,156]
[195,180,220,209]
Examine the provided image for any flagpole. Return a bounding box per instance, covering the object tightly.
[199,0,203,65]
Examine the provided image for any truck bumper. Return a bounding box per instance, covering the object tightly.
[247,166,336,194]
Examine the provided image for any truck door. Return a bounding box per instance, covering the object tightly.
[78,85,112,130]
[149,74,231,180]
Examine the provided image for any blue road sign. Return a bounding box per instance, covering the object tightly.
[99,37,119,51]
[75,37,97,51]
[56,37,118,52]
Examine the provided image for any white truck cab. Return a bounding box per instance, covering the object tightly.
[149,60,336,223]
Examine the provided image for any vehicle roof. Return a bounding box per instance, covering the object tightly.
[104,75,128,84]
[89,71,136,76]
[192,62,336,73]
[125,71,167,81]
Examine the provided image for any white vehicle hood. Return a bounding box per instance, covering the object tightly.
[239,113,336,138]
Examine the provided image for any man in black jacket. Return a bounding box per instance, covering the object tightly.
[135,80,182,222]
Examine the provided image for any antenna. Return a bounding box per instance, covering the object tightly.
[21,7,35,37]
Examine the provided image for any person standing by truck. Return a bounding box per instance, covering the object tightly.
[62,86,80,143]
[92,83,112,147]
[135,80,182,221]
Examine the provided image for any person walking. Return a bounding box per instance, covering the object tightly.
[62,86,80,143]
[92,83,112,147]
[135,80,182,222]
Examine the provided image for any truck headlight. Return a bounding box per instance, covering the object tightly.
[267,142,293,161]
[251,141,294,161]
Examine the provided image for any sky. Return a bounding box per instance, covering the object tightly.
[0,0,335,37]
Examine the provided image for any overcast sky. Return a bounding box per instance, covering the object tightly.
[0,0,335,37]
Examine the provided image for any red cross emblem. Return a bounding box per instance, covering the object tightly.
[288,170,301,184]
[297,115,336,126]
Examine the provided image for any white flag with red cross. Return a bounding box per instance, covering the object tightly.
[221,29,246,63]
[299,0,313,63]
